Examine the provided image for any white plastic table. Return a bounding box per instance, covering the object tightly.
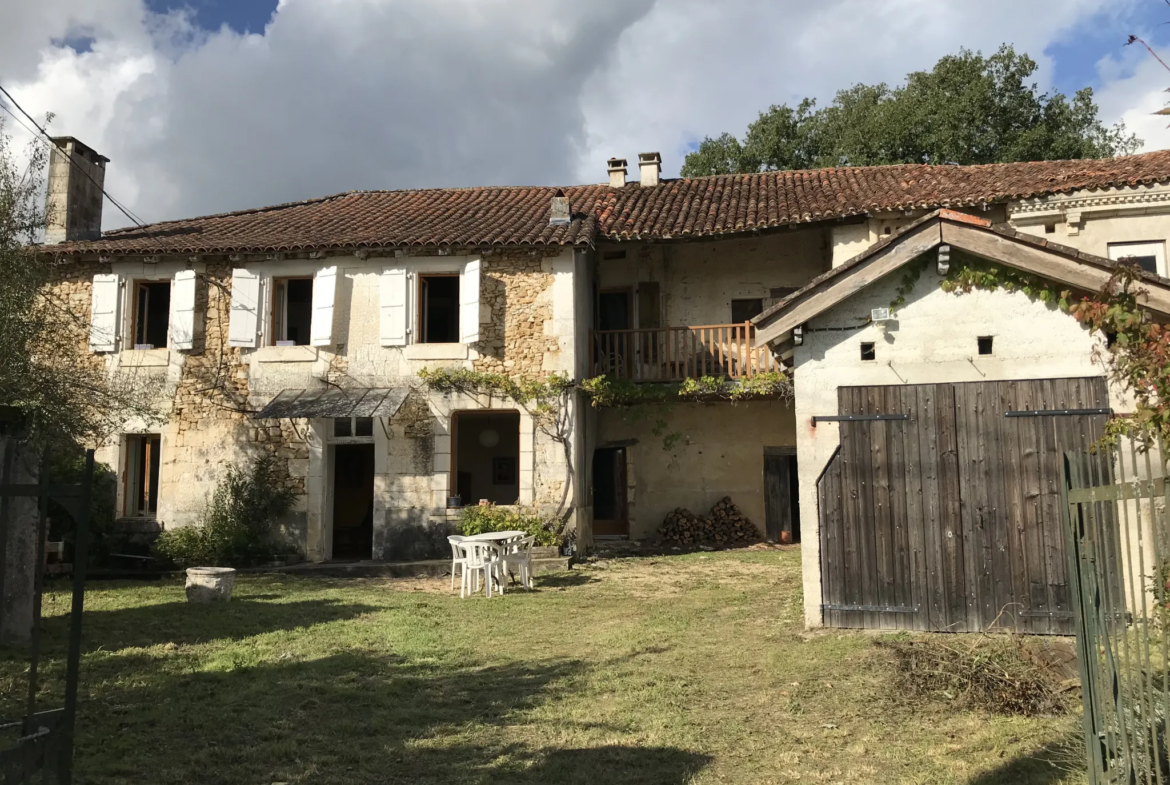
[463,531,525,589]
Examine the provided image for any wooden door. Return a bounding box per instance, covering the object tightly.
[817,378,1109,633]
[764,452,795,543]
[592,447,628,537]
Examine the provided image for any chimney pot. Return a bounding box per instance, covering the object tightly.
[44,136,108,244]
[607,157,628,188]
[638,152,661,187]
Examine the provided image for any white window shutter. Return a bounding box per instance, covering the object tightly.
[380,267,407,347]
[310,266,337,347]
[460,257,481,344]
[169,270,197,351]
[89,273,120,352]
[228,269,261,348]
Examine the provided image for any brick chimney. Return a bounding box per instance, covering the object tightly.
[638,152,661,187]
[607,157,627,188]
[44,137,108,243]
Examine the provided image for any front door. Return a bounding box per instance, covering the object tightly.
[332,444,374,560]
[592,447,629,537]
[764,450,798,543]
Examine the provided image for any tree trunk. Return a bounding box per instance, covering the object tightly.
[0,436,38,647]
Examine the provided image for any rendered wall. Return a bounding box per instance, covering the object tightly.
[596,400,797,540]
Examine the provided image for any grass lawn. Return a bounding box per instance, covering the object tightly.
[1,549,1085,784]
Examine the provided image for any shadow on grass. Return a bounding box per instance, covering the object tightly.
[76,651,711,785]
[40,598,380,651]
[534,572,600,589]
[966,733,1084,785]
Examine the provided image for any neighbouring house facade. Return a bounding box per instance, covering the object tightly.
[40,137,1170,628]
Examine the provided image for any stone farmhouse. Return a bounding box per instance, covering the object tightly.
[40,138,1170,629]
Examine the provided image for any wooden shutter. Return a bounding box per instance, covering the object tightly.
[169,270,197,351]
[460,258,481,344]
[227,269,261,348]
[89,273,121,352]
[310,266,338,347]
[380,267,408,346]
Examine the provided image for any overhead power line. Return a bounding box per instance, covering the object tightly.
[0,82,148,230]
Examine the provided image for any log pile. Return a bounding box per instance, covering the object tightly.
[657,496,760,548]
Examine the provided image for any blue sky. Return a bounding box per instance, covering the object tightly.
[145,0,280,35]
[1047,2,1170,97]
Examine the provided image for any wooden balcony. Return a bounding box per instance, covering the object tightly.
[589,322,781,382]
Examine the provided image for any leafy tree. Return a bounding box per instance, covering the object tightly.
[681,46,1141,177]
[0,120,158,446]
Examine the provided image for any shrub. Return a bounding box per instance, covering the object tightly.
[155,457,297,567]
[458,503,560,546]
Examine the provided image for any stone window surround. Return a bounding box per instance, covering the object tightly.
[425,393,536,509]
[107,259,204,355]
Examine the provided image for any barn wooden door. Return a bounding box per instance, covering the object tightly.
[817,377,1109,633]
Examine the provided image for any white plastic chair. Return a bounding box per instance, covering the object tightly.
[459,541,500,599]
[500,536,536,590]
[447,535,468,591]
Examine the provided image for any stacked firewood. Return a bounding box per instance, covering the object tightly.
[657,496,760,548]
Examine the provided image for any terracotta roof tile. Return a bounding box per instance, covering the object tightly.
[48,150,1170,256]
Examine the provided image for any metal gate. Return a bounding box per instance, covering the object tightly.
[0,447,93,784]
[1065,441,1170,784]
[818,377,1110,632]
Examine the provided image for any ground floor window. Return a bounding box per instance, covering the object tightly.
[452,410,520,505]
[124,434,161,517]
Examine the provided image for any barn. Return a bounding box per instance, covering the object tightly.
[753,209,1170,632]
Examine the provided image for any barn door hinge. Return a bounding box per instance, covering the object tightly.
[821,603,919,613]
[1004,408,1112,418]
[811,413,909,426]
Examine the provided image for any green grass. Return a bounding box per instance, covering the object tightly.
[1,550,1086,784]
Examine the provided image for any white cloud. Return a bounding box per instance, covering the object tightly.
[1094,40,1170,153]
[1,0,1154,231]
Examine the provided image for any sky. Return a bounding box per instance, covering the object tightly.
[5,0,1170,231]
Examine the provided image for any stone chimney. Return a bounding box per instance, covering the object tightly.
[44,137,108,243]
[607,157,627,188]
[549,189,571,226]
[638,152,661,187]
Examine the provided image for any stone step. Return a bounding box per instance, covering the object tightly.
[253,557,572,579]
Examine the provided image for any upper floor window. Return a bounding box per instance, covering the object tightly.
[419,274,460,343]
[1108,241,1166,277]
[731,298,764,324]
[272,277,314,346]
[132,281,171,349]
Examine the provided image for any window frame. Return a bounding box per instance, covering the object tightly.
[1108,241,1167,278]
[123,433,162,518]
[416,272,461,344]
[327,416,377,445]
[270,275,315,347]
[129,280,172,350]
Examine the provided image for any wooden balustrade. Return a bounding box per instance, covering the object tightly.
[589,322,780,382]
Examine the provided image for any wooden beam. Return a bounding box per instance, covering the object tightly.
[756,221,942,345]
[942,223,1170,318]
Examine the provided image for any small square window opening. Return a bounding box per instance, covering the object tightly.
[273,278,314,346]
[419,275,460,343]
[977,336,994,355]
[1044,223,1056,234]
[133,281,171,349]
[860,342,876,361]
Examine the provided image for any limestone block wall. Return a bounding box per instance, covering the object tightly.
[48,245,584,560]
[791,266,1119,628]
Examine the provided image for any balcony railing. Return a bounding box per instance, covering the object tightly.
[589,322,781,382]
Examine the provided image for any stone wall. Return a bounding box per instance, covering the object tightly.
[474,251,559,377]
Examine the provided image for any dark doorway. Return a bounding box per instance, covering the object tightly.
[419,275,460,343]
[332,444,374,560]
[452,411,520,505]
[763,450,799,543]
[592,447,628,537]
